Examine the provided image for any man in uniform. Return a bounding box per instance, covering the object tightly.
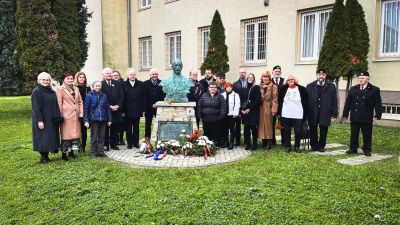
[342,71,382,157]
[306,68,338,152]
[271,65,285,145]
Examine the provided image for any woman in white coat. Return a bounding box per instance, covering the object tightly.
[221,82,241,149]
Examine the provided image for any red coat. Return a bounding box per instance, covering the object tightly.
[56,84,83,140]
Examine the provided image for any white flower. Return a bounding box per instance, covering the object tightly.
[198,140,206,146]
[181,129,186,133]
[206,140,214,145]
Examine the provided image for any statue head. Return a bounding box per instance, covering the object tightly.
[171,59,183,75]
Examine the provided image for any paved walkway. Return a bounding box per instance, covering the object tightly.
[105,146,251,168]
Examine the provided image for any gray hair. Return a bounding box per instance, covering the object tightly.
[149,68,158,75]
[37,72,51,81]
[91,80,102,88]
[189,69,198,75]
[102,67,112,74]
[126,68,136,75]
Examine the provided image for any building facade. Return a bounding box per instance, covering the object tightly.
[83,0,400,121]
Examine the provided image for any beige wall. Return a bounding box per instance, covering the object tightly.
[102,0,129,79]
[101,0,400,96]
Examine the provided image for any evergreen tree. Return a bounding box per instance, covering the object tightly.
[0,0,24,95]
[76,0,92,68]
[200,10,229,74]
[15,0,64,88]
[345,0,370,91]
[52,0,82,73]
[318,0,350,84]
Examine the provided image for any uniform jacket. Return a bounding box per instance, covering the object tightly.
[123,79,147,118]
[197,92,227,122]
[101,79,124,123]
[83,91,112,123]
[306,80,338,127]
[56,84,83,140]
[144,78,165,115]
[221,91,241,116]
[240,84,261,126]
[272,77,285,94]
[343,83,382,123]
[258,82,278,139]
[278,84,308,121]
[31,84,61,152]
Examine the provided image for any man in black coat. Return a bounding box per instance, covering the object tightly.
[143,68,165,139]
[199,68,216,92]
[101,67,124,150]
[188,69,203,128]
[232,68,247,146]
[342,72,382,157]
[306,69,338,152]
[123,68,147,149]
[271,65,285,146]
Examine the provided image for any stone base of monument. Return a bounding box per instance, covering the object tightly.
[151,101,198,143]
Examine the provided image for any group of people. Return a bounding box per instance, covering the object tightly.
[31,64,383,163]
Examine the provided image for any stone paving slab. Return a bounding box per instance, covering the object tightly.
[337,154,393,165]
[311,149,348,156]
[105,146,251,168]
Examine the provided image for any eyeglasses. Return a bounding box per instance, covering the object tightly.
[40,79,50,81]
[209,86,217,88]
[287,79,294,81]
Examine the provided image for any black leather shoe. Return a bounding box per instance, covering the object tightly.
[119,141,125,145]
[295,147,301,153]
[40,157,50,164]
[364,151,372,157]
[97,153,107,157]
[127,145,133,149]
[104,146,109,151]
[346,149,357,154]
[245,145,251,150]
[228,143,234,150]
[111,146,119,150]
[251,145,257,150]
[134,144,140,148]
[318,148,326,152]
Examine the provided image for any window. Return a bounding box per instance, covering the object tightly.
[199,27,210,64]
[380,0,400,57]
[165,32,181,67]
[141,0,151,9]
[165,0,179,3]
[242,17,267,64]
[382,104,400,120]
[300,9,331,61]
[139,37,152,69]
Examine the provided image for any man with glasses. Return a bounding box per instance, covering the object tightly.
[342,71,382,157]
[271,65,285,146]
[144,68,165,139]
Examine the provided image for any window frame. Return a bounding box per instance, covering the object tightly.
[198,26,211,65]
[139,36,152,70]
[299,8,332,62]
[165,31,181,68]
[382,104,400,120]
[241,16,268,65]
[140,0,151,9]
[379,0,400,57]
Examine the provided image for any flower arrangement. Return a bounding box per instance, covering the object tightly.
[141,129,218,160]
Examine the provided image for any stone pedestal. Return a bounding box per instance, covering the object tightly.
[151,101,198,142]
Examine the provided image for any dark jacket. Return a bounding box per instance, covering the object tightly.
[233,78,247,104]
[240,84,261,126]
[83,91,112,123]
[188,80,203,102]
[123,79,147,118]
[306,80,338,126]
[197,92,227,122]
[278,84,308,121]
[272,77,284,93]
[144,78,165,115]
[199,77,216,92]
[31,84,61,153]
[101,79,124,123]
[343,83,382,123]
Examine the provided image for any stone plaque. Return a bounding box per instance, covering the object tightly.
[158,121,192,141]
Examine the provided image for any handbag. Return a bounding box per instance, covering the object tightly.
[300,121,310,139]
[240,85,254,109]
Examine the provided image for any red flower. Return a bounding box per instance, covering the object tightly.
[189,133,200,142]
[194,130,202,134]
[276,124,284,130]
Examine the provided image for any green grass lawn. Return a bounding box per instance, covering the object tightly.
[0,96,399,224]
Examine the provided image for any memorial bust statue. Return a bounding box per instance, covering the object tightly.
[160,59,194,103]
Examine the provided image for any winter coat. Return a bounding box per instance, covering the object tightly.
[123,79,147,118]
[258,82,278,139]
[221,91,240,117]
[188,80,203,103]
[56,84,83,140]
[197,92,227,122]
[144,79,165,115]
[343,83,382,123]
[306,80,338,127]
[83,91,112,123]
[101,79,124,123]
[77,85,91,107]
[31,84,61,153]
[240,84,261,126]
[278,84,308,121]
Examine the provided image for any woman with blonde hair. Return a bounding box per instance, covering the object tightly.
[277,74,308,152]
[74,71,91,152]
[258,70,278,150]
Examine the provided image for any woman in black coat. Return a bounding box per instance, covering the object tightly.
[74,71,91,152]
[277,74,308,152]
[31,72,63,163]
[197,81,227,147]
[240,73,261,150]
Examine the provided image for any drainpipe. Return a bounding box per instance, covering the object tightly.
[127,0,132,67]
